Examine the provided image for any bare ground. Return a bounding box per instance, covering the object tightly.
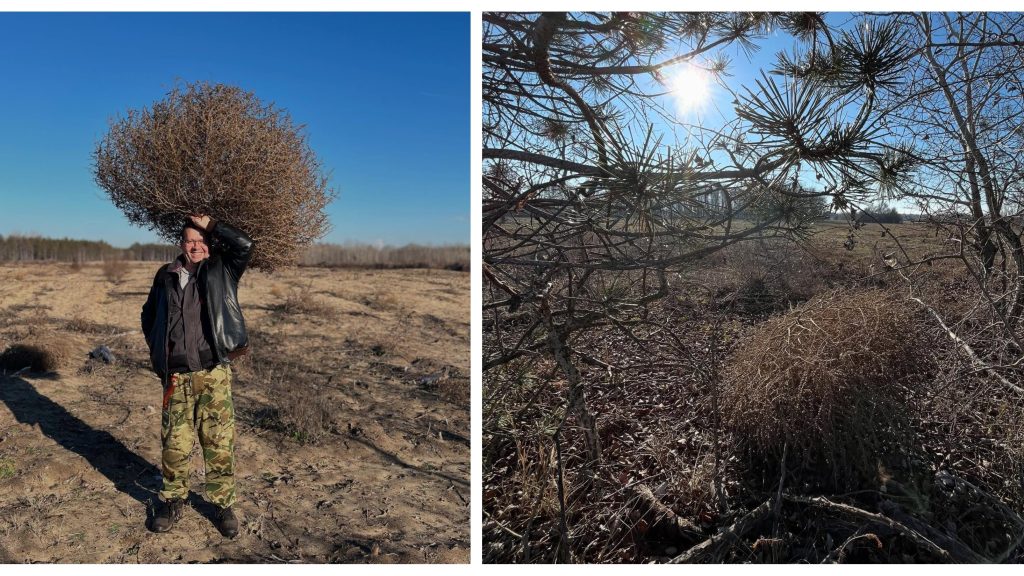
[0,261,469,563]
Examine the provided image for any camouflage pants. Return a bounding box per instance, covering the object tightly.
[159,364,237,507]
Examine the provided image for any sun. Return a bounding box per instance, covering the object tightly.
[667,63,712,116]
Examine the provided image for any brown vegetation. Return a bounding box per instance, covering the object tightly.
[708,239,846,316]
[102,259,129,285]
[484,222,1024,564]
[483,9,1024,564]
[722,289,932,489]
[0,330,77,373]
[236,333,334,445]
[93,81,334,272]
[270,284,336,318]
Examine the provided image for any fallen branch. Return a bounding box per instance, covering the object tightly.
[910,294,1024,395]
[878,500,987,563]
[784,494,983,563]
[933,471,1024,563]
[628,483,701,543]
[483,509,524,540]
[895,266,1024,395]
[668,499,772,563]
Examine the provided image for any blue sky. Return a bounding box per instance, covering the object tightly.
[0,12,469,247]
[635,13,919,209]
[653,14,851,136]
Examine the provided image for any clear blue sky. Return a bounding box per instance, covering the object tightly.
[0,12,469,247]
[641,13,918,209]
[653,14,850,136]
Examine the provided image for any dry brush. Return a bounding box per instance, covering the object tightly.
[722,289,934,489]
[94,81,335,272]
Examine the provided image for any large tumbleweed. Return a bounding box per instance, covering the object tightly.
[94,81,335,272]
[722,289,934,489]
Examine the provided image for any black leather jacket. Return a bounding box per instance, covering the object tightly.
[141,221,253,377]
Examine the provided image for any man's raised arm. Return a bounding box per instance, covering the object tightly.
[189,214,253,280]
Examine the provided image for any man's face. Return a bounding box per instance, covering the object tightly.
[180,227,209,265]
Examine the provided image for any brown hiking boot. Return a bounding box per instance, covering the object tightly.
[151,498,184,532]
[215,506,239,538]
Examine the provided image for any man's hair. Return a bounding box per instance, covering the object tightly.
[180,221,209,243]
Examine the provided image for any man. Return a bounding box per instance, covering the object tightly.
[141,214,252,538]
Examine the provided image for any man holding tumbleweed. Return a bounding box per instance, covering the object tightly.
[141,214,252,537]
[94,81,334,537]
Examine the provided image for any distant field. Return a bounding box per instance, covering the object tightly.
[809,220,956,257]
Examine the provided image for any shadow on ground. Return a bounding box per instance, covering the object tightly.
[347,434,469,489]
[0,375,160,512]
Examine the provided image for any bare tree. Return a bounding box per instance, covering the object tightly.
[812,12,1024,376]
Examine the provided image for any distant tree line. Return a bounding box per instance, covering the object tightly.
[857,205,903,225]
[302,243,469,270]
[824,205,907,224]
[864,208,903,224]
[0,234,469,270]
[0,234,177,262]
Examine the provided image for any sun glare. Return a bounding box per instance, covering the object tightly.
[668,63,711,116]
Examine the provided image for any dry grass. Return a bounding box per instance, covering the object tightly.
[271,284,335,318]
[699,235,898,317]
[414,363,470,405]
[365,290,399,312]
[437,376,470,406]
[269,380,334,445]
[484,222,1024,563]
[63,314,94,333]
[0,261,469,563]
[235,335,334,444]
[0,457,15,481]
[102,260,129,285]
[722,288,933,489]
[0,330,77,373]
[712,239,829,315]
[62,312,121,335]
[93,81,335,272]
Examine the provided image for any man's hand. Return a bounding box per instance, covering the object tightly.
[188,214,214,231]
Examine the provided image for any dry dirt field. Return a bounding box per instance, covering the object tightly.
[0,261,469,563]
